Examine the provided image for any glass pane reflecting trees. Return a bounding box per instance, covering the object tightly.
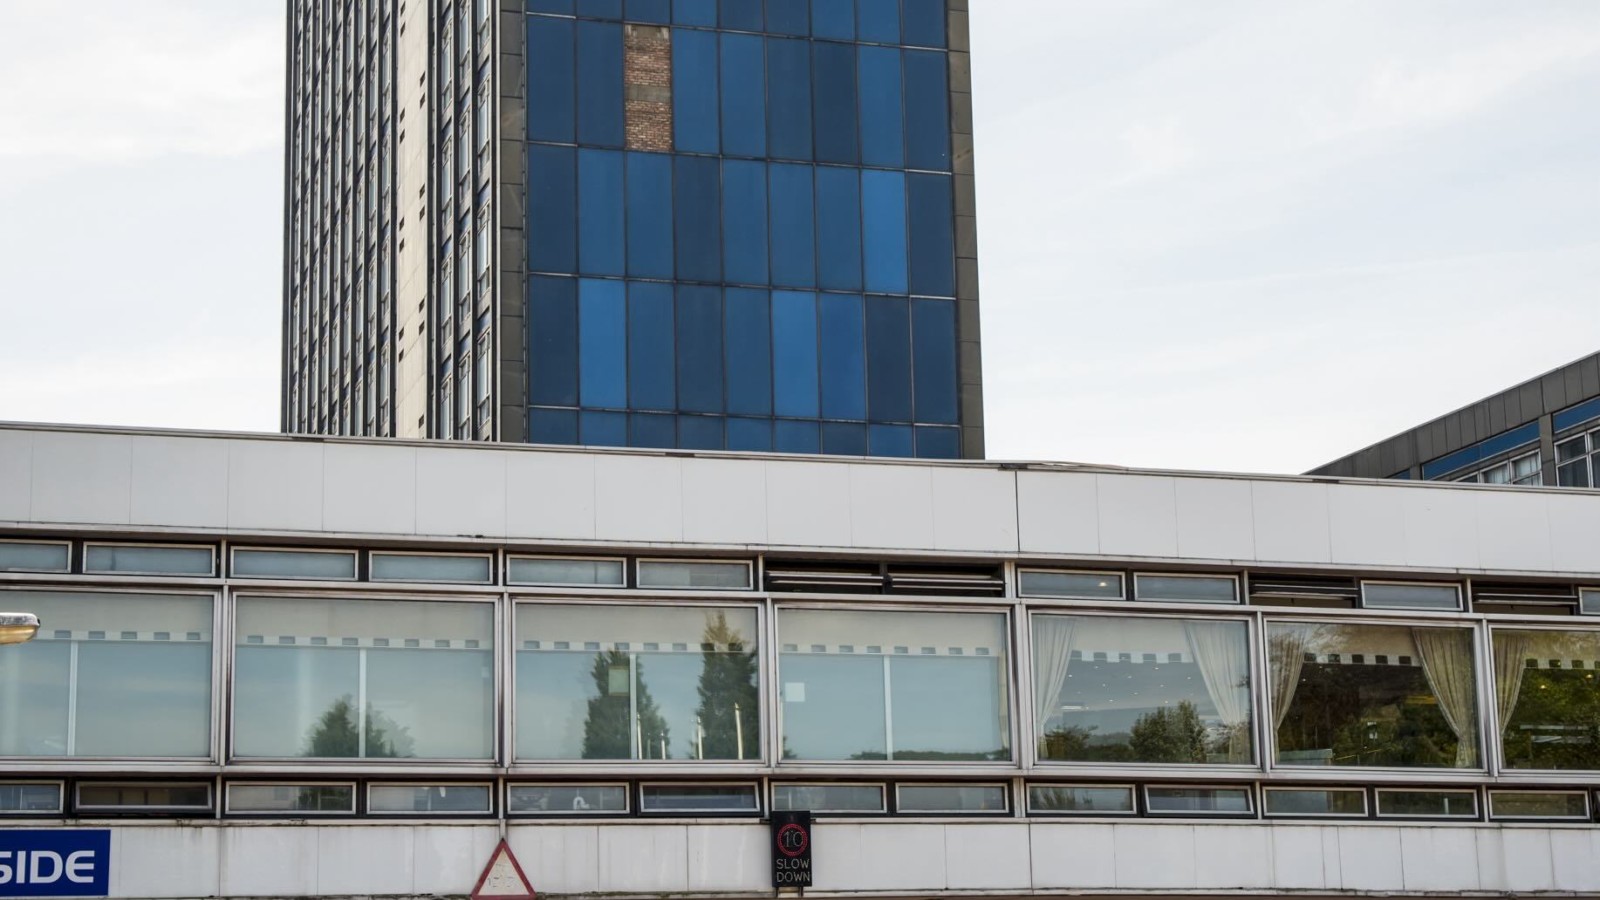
[1494,629,1600,770]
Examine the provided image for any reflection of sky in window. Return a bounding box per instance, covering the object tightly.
[1055,661,1218,735]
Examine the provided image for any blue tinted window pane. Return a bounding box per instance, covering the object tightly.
[870,424,914,457]
[775,419,821,453]
[529,407,578,443]
[907,172,953,296]
[527,17,575,143]
[766,0,809,35]
[822,422,868,455]
[628,282,675,410]
[528,145,577,274]
[631,412,677,446]
[858,46,904,168]
[767,38,813,161]
[577,0,623,16]
[576,22,625,147]
[857,0,899,44]
[725,288,773,415]
[626,152,674,278]
[815,167,863,291]
[861,170,908,294]
[578,150,625,275]
[904,50,950,171]
[916,425,960,459]
[901,0,945,47]
[680,415,725,450]
[818,293,866,420]
[722,160,770,285]
[581,411,628,447]
[769,163,816,288]
[673,156,722,282]
[720,34,766,157]
[673,29,719,153]
[812,42,859,164]
[627,0,672,23]
[727,417,774,451]
[676,285,725,413]
[865,296,911,422]
[720,0,762,30]
[811,0,854,40]
[912,298,957,424]
[674,0,717,24]
[528,276,578,406]
[530,0,575,12]
[772,291,819,417]
[578,279,627,408]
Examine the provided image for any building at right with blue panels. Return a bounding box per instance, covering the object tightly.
[510,0,984,459]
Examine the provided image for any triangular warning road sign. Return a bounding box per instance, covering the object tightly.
[471,839,537,900]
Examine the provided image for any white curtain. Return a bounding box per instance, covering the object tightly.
[1411,628,1480,768]
[1491,630,1533,741]
[1031,617,1076,741]
[1183,620,1251,762]
[1267,625,1312,731]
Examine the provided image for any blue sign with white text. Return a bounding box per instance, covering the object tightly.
[0,831,110,897]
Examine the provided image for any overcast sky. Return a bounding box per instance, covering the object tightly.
[0,1,1595,474]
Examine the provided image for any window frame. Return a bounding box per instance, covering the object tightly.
[1260,785,1370,819]
[1486,621,1600,774]
[635,558,755,591]
[224,781,359,817]
[365,781,496,816]
[0,538,71,574]
[1016,568,1127,602]
[1373,786,1480,820]
[1486,789,1592,822]
[505,554,627,588]
[73,781,215,815]
[1132,572,1241,605]
[1359,580,1464,612]
[1024,782,1138,817]
[83,542,218,578]
[637,782,762,816]
[770,782,889,815]
[230,546,360,581]
[1142,783,1256,818]
[505,781,632,817]
[368,549,496,585]
[0,780,66,816]
[893,782,1012,816]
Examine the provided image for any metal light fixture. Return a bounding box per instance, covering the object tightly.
[0,612,40,645]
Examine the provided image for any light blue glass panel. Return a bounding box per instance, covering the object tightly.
[578,279,627,408]
[907,172,954,296]
[578,149,625,276]
[725,288,773,415]
[672,29,720,153]
[901,0,945,47]
[720,33,766,157]
[673,156,722,282]
[673,0,717,25]
[722,160,770,285]
[676,285,725,413]
[627,282,675,410]
[528,275,579,406]
[528,145,577,273]
[527,17,575,143]
[727,417,774,451]
[904,49,950,171]
[767,38,813,160]
[769,163,816,288]
[862,170,908,294]
[812,41,859,164]
[912,298,957,424]
[775,419,821,453]
[869,423,914,457]
[811,0,854,40]
[766,0,810,35]
[865,295,910,421]
[576,21,624,147]
[818,293,866,420]
[858,46,904,168]
[815,166,863,291]
[857,0,899,44]
[581,411,628,446]
[626,152,674,278]
[631,412,677,447]
[822,422,868,455]
[772,290,820,417]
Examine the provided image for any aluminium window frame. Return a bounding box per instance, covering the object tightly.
[230,546,361,581]
[0,538,72,574]
[73,780,215,816]
[635,558,756,592]
[893,782,1012,816]
[1259,785,1370,819]
[637,782,762,816]
[223,780,359,817]
[1483,620,1600,778]
[82,541,218,578]
[1024,782,1138,817]
[0,780,66,816]
[1359,580,1464,612]
[365,781,496,816]
[1486,788,1592,822]
[505,781,632,817]
[505,553,627,588]
[368,549,497,585]
[1132,572,1242,605]
[1015,568,1127,602]
[769,781,890,815]
[1373,786,1481,821]
[1141,783,1257,818]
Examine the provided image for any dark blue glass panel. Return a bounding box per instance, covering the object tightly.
[768,163,816,288]
[907,172,953,296]
[775,419,821,453]
[818,293,866,420]
[581,411,628,447]
[626,0,672,23]
[858,46,904,168]
[767,38,813,160]
[529,407,579,444]
[578,279,627,408]
[822,422,869,455]
[901,0,945,47]
[766,0,809,35]
[719,0,762,30]
[673,29,720,153]
[812,41,859,164]
[673,156,722,282]
[680,415,726,450]
[625,152,674,278]
[904,49,950,171]
[578,149,625,276]
[772,290,819,417]
[815,166,863,291]
[529,0,575,13]
[869,423,914,457]
[577,0,623,17]
[527,276,578,406]
[722,160,770,285]
[720,34,766,157]
[857,0,899,44]
[811,0,854,39]
[725,288,773,415]
[627,282,675,410]
[865,295,911,422]
[676,285,725,413]
[528,145,577,274]
[912,298,957,424]
[727,417,774,451]
[631,412,677,447]
[576,21,625,147]
[527,17,575,143]
[861,170,908,294]
[673,0,717,25]
[915,425,960,459]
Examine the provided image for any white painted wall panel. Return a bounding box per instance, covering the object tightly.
[1400,827,1479,893]
[1268,826,1332,891]
[1015,470,1099,556]
[594,824,689,893]
[0,428,30,522]
[1546,492,1600,572]
[415,447,507,538]
[685,825,767,892]
[1401,487,1481,571]
[1029,822,1117,889]
[411,826,500,895]
[30,431,131,526]
[1192,825,1272,890]
[323,444,417,535]
[127,437,229,530]
[807,821,866,892]
[943,823,1030,890]
[1113,823,1195,888]
[848,464,933,550]
[1335,826,1405,892]
[507,824,599,895]
[112,826,220,899]
[930,467,1018,553]
[505,451,596,541]
[1250,480,1332,564]
[1327,484,1409,567]
[1476,490,1555,573]
[1175,477,1255,561]
[593,456,684,544]
[1549,829,1600,892]
[226,439,324,532]
[314,827,415,895]
[217,827,321,897]
[681,459,767,545]
[764,461,852,548]
[850,823,946,891]
[1097,475,1179,558]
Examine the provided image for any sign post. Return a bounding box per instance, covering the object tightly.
[769,810,813,889]
[0,831,110,898]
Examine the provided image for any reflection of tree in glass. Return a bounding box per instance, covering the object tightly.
[1503,668,1600,770]
[1128,701,1207,764]
[1279,664,1458,767]
[693,612,760,760]
[304,695,414,758]
[582,649,669,759]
